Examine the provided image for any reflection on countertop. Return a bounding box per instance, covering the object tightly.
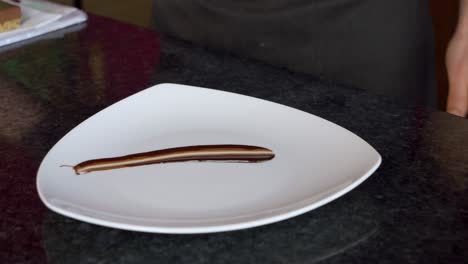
[43,199,379,264]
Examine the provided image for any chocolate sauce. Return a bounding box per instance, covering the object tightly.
[67,145,275,175]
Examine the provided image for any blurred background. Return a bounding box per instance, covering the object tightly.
[50,0,459,110]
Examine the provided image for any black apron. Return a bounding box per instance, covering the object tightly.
[152,0,436,106]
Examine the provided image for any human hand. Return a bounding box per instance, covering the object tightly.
[446,32,468,117]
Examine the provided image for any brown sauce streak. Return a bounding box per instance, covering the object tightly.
[66,145,275,175]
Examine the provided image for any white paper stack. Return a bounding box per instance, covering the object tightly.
[0,0,87,47]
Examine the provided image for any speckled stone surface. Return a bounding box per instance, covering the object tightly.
[0,15,467,264]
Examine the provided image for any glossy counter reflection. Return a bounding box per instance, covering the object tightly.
[0,15,160,263]
[1,14,467,264]
[43,195,379,264]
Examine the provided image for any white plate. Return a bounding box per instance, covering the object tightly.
[37,83,381,234]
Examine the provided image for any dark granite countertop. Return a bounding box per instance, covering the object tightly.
[0,14,467,264]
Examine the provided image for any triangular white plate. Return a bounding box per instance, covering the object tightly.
[37,83,381,234]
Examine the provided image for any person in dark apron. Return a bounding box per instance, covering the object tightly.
[152,0,468,116]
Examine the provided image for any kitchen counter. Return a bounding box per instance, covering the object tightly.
[1,14,467,264]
